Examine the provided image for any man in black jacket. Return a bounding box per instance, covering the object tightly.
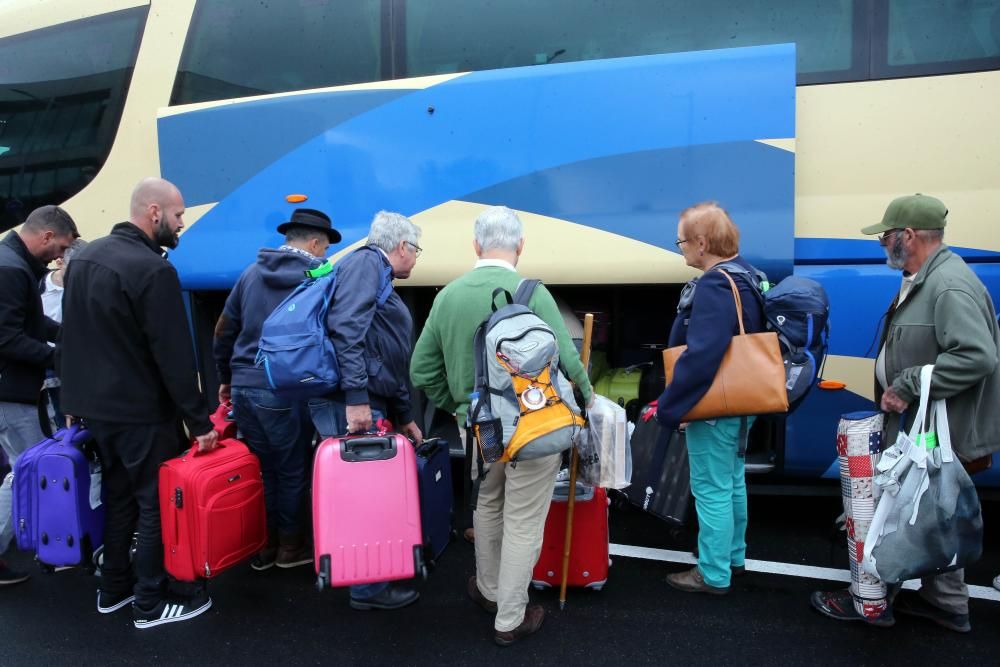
[0,205,78,586]
[308,210,423,611]
[60,177,218,628]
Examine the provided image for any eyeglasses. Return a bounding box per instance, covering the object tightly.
[877,229,902,244]
[674,238,689,248]
[406,241,423,257]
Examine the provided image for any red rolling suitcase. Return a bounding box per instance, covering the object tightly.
[531,481,610,590]
[159,439,267,581]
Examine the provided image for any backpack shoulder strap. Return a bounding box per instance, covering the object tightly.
[512,278,541,306]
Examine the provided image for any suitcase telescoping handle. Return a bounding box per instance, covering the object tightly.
[341,436,397,463]
[416,437,446,459]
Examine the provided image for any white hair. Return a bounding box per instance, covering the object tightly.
[63,238,88,264]
[474,206,523,252]
[367,210,421,254]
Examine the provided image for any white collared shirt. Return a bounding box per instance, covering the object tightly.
[474,258,517,272]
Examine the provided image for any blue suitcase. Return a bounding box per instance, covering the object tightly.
[415,438,454,562]
[12,424,104,568]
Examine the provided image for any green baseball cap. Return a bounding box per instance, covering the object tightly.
[861,194,948,235]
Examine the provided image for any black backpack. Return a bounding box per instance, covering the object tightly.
[681,262,830,412]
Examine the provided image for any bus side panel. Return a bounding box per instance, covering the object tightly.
[784,263,1000,487]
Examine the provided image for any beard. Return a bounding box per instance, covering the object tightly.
[154,221,180,249]
[884,234,906,270]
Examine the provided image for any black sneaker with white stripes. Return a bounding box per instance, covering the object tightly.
[97,589,136,614]
[132,592,213,629]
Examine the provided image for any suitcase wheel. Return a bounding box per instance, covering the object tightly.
[413,546,427,581]
[36,560,54,574]
[316,554,331,592]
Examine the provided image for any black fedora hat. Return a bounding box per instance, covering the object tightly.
[277,208,342,243]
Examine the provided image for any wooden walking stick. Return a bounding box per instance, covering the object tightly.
[559,313,593,610]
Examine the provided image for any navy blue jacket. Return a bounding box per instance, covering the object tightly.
[325,246,413,424]
[0,231,60,403]
[657,256,765,428]
[215,247,322,388]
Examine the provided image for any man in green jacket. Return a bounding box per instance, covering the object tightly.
[410,205,593,647]
[812,194,1000,633]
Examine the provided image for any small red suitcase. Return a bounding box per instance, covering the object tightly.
[160,439,267,581]
[531,482,610,590]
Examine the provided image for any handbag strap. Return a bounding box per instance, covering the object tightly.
[933,397,954,464]
[716,269,746,336]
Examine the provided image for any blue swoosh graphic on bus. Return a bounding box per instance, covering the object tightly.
[465,142,794,281]
[162,43,795,289]
[159,90,408,206]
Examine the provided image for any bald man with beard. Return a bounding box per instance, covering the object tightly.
[60,177,218,629]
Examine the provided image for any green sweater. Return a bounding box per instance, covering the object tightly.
[410,265,593,423]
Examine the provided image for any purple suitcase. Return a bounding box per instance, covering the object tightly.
[12,424,104,568]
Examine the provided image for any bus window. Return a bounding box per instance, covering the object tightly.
[0,7,146,232]
[874,0,1000,78]
[171,0,384,106]
[403,0,865,84]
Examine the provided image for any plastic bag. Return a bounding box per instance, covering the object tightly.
[863,366,983,584]
[577,395,632,489]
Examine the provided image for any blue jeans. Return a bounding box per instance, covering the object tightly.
[0,401,45,554]
[686,416,755,588]
[231,387,314,537]
[308,397,389,600]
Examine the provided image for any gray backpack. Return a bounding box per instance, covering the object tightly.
[467,280,585,463]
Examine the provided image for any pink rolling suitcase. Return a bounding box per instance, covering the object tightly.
[313,433,425,590]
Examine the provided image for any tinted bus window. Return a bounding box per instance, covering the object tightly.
[0,7,146,232]
[171,0,384,105]
[874,0,1000,77]
[404,0,864,84]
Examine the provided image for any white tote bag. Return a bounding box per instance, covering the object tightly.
[862,365,983,584]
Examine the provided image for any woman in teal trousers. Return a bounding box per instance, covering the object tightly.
[655,202,766,595]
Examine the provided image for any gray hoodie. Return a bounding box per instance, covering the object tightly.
[215,247,322,388]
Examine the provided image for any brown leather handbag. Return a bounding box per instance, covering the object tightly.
[663,270,789,421]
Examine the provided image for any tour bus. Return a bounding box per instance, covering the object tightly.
[2,1,999,487]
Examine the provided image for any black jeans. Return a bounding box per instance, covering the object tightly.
[87,419,184,610]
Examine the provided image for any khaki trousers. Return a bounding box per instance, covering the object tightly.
[473,452,560,632]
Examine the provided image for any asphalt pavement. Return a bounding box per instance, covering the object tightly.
[4,488,1000,666]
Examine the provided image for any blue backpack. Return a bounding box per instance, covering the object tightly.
[255,247,393,399]
[697,262,830,411]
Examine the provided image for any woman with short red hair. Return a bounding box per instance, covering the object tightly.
[656,202,766,595]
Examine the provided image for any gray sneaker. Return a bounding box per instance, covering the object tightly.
[893,590,970,633]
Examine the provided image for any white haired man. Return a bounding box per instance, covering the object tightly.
[308,210,423,611]
[410,205,593,646]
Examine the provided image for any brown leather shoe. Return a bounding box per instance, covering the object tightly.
[467,576,497,614]
[494,604,545,647]
[463,527,475,544]
[665,566,729,595]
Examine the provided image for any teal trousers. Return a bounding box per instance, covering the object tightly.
[685,416,755,588]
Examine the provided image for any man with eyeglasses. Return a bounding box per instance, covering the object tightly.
[307,210,424,612]
[811,194,1000,633]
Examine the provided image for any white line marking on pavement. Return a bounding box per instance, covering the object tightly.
[609,543,1000,602]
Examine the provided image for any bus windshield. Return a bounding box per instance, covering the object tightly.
[0,7,146,232]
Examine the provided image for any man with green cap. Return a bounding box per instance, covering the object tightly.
[811,194,1000,633]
